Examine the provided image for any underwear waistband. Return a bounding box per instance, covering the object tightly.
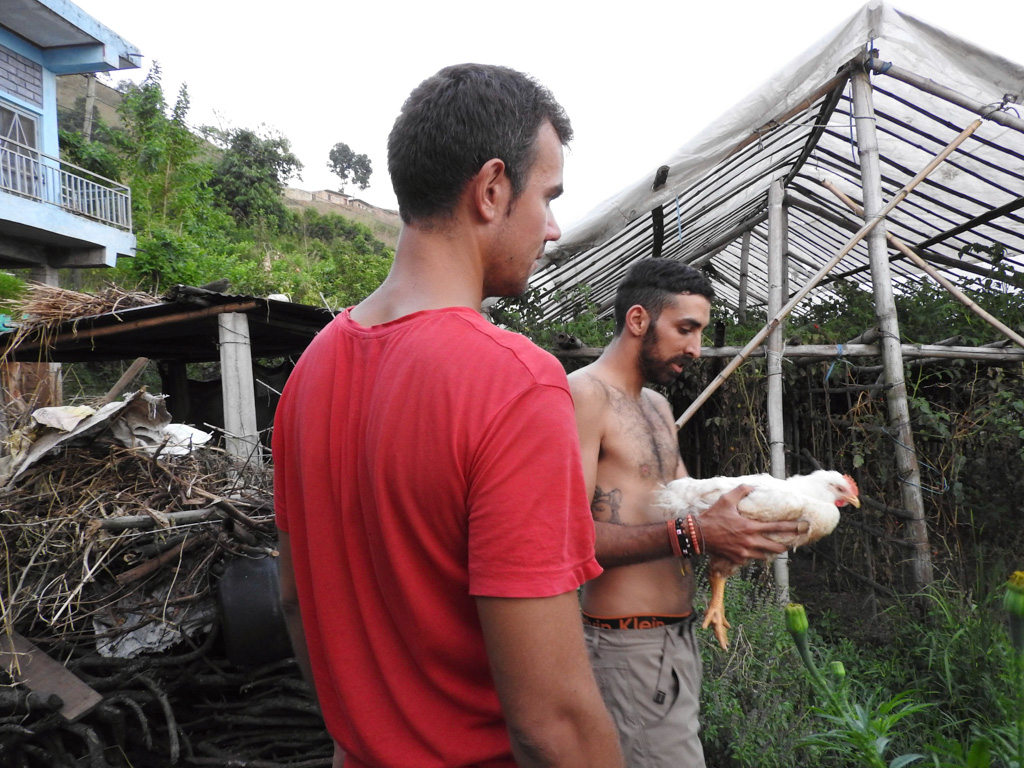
[582,612,694,630]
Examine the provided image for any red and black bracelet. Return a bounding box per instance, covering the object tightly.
[667,516,696,559]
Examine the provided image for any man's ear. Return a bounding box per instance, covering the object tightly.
[625,305,649,338]
[468,158,509,223]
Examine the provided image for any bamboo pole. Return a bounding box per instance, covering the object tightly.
[852,67,932,591]
[686,212,768,265]
[7,301,261,358]
[786,195,1024,288]
[554,343,1024,363]
[766,180,787,477]
[737,231,751,324]
[725,69,853,159]
[96,357,149,407]
[766,180,789,597]
[674,116,983,429]
[868,59,1024,137]
[821,179,1024,350]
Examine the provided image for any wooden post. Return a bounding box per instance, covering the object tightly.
[218,313,261,464]
[766,181,788,477]
[24,265,62,408]
[766,179,790,597]
[852,67,933,591]
[96,357,149,407]
[737,230,751,325]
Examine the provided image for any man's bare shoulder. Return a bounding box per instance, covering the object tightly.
[568,366,613,406]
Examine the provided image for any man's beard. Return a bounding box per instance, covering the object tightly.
[639,324,691,386]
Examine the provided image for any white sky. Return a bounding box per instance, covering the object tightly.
[72,0,1021,232]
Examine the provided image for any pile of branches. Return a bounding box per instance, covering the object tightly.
[1,435,332,766]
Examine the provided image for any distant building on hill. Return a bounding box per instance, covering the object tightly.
[286,187,399,219]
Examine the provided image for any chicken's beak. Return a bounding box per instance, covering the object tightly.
[845,494,861,508]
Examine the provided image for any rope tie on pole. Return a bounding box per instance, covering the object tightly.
[825,343,844,382]
[862,39,891,75]
[981,94,1021,120]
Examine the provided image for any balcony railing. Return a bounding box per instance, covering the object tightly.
[0,139,132,232]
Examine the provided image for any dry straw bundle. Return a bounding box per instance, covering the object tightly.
[2,282,160,357]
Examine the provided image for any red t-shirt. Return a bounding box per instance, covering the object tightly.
[274,307,600,768]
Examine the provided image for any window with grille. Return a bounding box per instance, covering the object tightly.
[0,102,39,198]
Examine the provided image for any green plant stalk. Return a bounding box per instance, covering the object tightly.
[785,604,922,768]
[1006,572,1024,765]
[786,605,845,713]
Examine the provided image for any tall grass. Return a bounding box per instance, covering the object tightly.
[699,572,1024,767]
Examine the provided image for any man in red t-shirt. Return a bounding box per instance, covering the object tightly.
[274,64,622,768]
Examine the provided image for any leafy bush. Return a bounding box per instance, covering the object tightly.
[699,576,826,767]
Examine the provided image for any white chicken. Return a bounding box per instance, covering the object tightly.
[655,469,859,649]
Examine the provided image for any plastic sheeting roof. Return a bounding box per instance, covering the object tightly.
[532,1,1024,322]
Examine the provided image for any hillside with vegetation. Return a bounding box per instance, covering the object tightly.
[35,66,394,308]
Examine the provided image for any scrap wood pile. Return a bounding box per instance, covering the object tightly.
[0,285,333,767]
[0,402,332,767]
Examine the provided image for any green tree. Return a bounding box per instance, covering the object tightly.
[58,126,121,182]
[209,126,303,228]
[327,142,372,192]
[112,64,209,227]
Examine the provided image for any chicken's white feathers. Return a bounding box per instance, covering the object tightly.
[655,469,857,550]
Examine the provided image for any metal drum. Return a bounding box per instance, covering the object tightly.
[217,555,292,667]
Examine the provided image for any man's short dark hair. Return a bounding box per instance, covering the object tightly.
[613,259,715,334]
[387,63,573,225]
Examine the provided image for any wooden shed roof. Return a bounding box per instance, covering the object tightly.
[0,285,335,364]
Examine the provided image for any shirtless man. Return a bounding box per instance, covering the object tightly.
[568,258,806,767]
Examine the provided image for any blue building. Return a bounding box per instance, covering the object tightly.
[1,0,140,286]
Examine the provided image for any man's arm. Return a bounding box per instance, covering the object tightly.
[278,533,347,767]
[649,393,804,566]
[698,491,807,565]
[277,531,316,690]
[592,487,766,568]
[477,592,623,768]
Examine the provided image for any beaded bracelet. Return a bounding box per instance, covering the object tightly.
[667,517,695,559]
[691,514,706,555]
[686,514,701,555]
